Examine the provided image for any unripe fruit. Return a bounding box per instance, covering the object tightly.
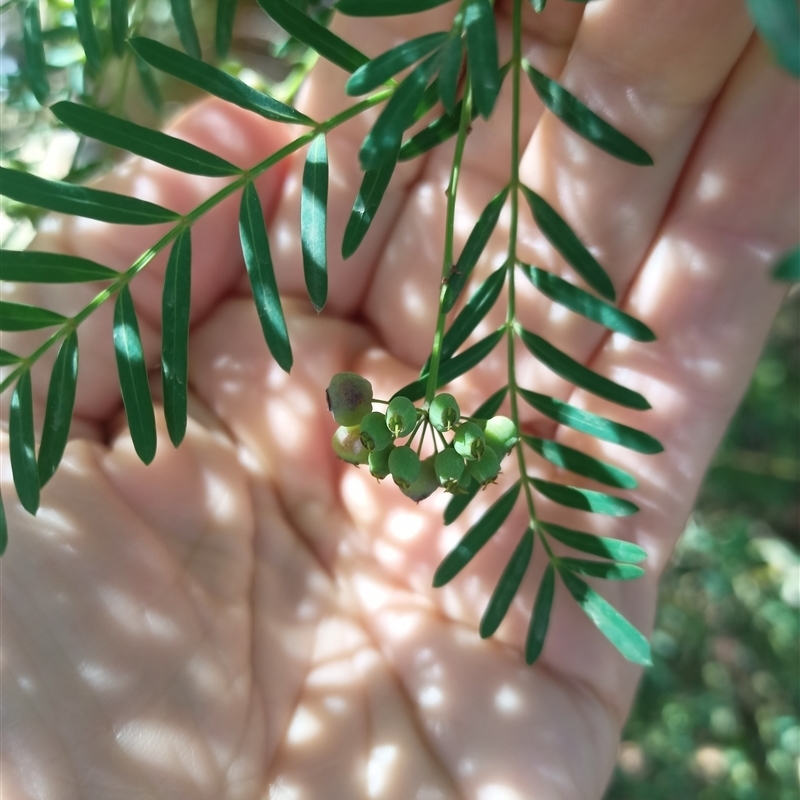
[466,446,500,486]
[326,372,373,427]
[360,411,393,452]
[429,393,460,432]
[400,455,439,502]
[369,443,395,480]
[332,425,369,465]
[385,396,417,438]
[388,445,421,490]
[483,416,518,457]
[453,421,485,461]
[434,447,465,490]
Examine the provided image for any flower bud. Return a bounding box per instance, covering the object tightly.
[429,393,460,432]
[326,372,373,427]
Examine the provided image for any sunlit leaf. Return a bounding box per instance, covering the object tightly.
[517,327,650,410]
[130,37,313,126]
[773,245,800,281]
[530,477,638,516]
[519,388,663,454]
[471,385,508,420]
[559,557,644,581]
[74,0,101,72]
[0,301,67,331]
[257,0,368,73]
[433,481,520,587]
[443,477,480,525]
[464,0,500,119]
[170,0,202,59]
[23,0,49,104]
[301,135,329,312]
[0,348,21,365]
[110,0,128,55]
[0,249,118,283]
[745,0,800,76]
[521,186,615,301]
[162,229,191,448]
[9,371,39,515]
[525,562,554,664]
[518,263,655,341]
[480,527,534,638]
[444,186,509,312]
[0,493,7,555]
[38,331,78,487]
[114,285,157,465]
[239,182,292,372]
[346,32,448,96]
[559,568,652,665]
[360,54,439,170]
[0,166,180,225]
[336,0,451,14]
[523,435,637,489]
[523,61,653,165]
[342,144,399,259]
[52,102,241,177]
[437,29,463,113]
[539,520,646,563]
[215,0,238,57]
[399,101,468,160]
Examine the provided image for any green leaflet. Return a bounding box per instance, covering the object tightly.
[0,166,180,225]
[110,0,128,55]
[170,0,202,59]
[773,245,800,281]
[399,327,505,402]
[464,0,500,119]
[519,388,663,454]
[539,520,646,563]
[443,477,480,525]
[437,29,463,114]
[239,182,293,372]
[336,0,452,14]
[399,100,470,161]
[38,331,78,487]
[530,0,547,11]
[521,185,615,301]
[530,477,638,516]
[433,481,520,587]
[525,562,554,664]
[518,263,655,342]
[161,228,192,448]
[215,0,238,57]
[0,301,67,331]
[523,435,637,489]
[0,493,7,555]
[301,135,329,312]
[559,568,652,665]
[745,0,800,76]
[74,0,101,73]
[523,61,653,166]
[0,348,22,365]
[346,32,448,96]
[471,385,508,420]
[130,37,313,126]
[51,102,240,177]
[0,249,118,282]
[135,55,163,113]
[342,145,399,259]
[257,0,368,73]
[517,327,650,410]
[559,557,644,581]
[10,370,39,515]
[114,285,157,465]
[480,527,534,638]
[23,0,49,105]
[444,186,509,313]
[360,54,439,170]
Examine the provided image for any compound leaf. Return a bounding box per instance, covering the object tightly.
[530,477,638,516]
[301,135,329,312]
[539,520,646,563]
[0,301,67,331]
[23,0,48,105]
[399,99,477,161]
[0,249,118,282]
[170,0,202,59]
[464,0,500,119]
[525,562,554,664]
[9,370,39,515]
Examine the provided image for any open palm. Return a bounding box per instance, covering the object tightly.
[2,2,796,798]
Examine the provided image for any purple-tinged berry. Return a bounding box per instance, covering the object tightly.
[326,372,373,427]
[332,425,369,465]
[400,455,438,502]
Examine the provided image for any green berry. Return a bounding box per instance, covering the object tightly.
[385,396,417,438]
[332,425,369,465]
[466,447,500,486]
[360,411,393,452]
[326,372,373,427]
[453,421,485,461]
[483,416,518,457]
[434,447,465,490]
[388,446,421,490]
[369,443,395,480]
[429,393,460,432]
[400,455,439,502]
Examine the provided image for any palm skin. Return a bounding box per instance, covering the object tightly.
[1,2,797,798]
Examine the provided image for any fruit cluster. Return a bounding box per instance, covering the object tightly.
[327,372,518,502]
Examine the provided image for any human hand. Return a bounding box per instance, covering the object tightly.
[2,1,797,798]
